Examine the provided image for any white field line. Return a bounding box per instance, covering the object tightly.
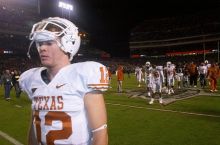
[0,130,24,145]
[15,105,22,108]
[106,102,220,118]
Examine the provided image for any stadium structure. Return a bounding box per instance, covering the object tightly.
[0,0,110,60]
[129,10,220,64]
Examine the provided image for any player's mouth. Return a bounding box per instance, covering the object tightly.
[40,55,49,60]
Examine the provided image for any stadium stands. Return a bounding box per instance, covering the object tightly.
[129,11,220,63]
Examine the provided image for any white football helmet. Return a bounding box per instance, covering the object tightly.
[204,60,208,64]
[28,17,81,61]
[146,61,151,66]
[167,61,171,67]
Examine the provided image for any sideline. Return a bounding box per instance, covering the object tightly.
[0,130,24,145]
[106,102,220,118]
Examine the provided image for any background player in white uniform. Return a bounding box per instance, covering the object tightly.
[175,63,184,89]
[19,17,108,145]
[198,62,208,88]
[144,61,153,96]
[135,66,143,87]
[156,65,164,86]
[205,60,211,68]
[183,63,189,87]
[149,65,163,104]
[164,61,176,94]
[204,60,211,86]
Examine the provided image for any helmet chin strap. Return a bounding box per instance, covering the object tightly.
[56,40,63,49]
[55,40,72,61]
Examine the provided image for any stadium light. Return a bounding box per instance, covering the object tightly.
[58,1,73,19]
[58,1,73,11]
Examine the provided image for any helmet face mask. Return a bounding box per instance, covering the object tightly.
[30,31,56,43]
[35,40,57,49]
[29,17,81,61]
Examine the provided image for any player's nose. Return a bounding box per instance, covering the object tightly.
[38,44,48,52]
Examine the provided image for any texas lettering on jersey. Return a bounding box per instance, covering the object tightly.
[33,96,64,110]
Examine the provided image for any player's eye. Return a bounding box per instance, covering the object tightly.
[45,41,54,46]
[37,40,55,47]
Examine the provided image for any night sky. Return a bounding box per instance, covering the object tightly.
[40,0,220,58]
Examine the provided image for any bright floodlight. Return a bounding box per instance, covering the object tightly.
[59,1,73,11]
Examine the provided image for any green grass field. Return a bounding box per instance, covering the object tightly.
[0,74,220,145]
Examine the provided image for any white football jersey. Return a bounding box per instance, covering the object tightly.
[198,65,207,75]
[165,66,175,78]
[145,67,153,87]
[19,61,109,145]
[136,68,143,82]
[156,66,164,83]
[151,69,162,93]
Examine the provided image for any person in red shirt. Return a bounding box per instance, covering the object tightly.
[116,65,124,93]
[207,62,219,92]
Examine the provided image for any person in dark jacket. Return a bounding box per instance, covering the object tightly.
[1,69,12,100]
[12,70,21,98]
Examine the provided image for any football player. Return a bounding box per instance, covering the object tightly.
[198,62,207,88]
[19,17,109,145]
[164,61,176,94]
[175,63,184,89]
[135,66,143,87]
[144,61,153,96]
[149,65,163,104]
[205,60,211,68]
[156,65,165,86]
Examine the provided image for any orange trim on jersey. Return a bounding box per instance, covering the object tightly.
[88,85,108,89]
[88,84,109,86]
[89,86,108,88]
[88,86,108,88]
[89,87,108,91]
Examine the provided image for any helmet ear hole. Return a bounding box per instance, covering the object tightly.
[61,34,80,60]
[61,35,73,51]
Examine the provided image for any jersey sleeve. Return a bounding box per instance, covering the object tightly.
[83,62,109,92]
[19,68,37,97]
